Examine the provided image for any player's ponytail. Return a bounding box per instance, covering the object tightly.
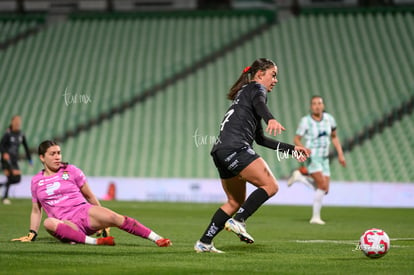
[227,58,276,100]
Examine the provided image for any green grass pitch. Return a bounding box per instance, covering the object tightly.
[1,199,413,274]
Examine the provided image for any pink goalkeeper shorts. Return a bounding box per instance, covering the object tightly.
[66,203,97,236]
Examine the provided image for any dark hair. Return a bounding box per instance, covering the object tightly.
[38,140,59,156]
[311,95,323,103]
[227,58,277,100]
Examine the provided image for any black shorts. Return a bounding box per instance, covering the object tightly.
[211,146,260,179]
[1,158,19,171]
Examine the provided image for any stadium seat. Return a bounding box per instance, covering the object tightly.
[1,11,412,182]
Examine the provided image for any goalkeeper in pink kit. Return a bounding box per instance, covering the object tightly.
[12,140,172,247]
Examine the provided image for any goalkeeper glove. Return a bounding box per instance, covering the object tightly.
[96,227,110,237]
[11,230,38,242]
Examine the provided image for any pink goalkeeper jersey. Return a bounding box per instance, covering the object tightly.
[31,164,88,221]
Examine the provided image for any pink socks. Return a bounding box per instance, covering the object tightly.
[54,223,86,243]
[118,216,151,238]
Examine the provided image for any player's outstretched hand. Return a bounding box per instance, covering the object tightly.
[293,146,311,163]
[11,230,37,242]
[266,119,286,136]
[96,227,111,237]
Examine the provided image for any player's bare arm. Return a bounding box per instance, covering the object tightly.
[331,130,346,167]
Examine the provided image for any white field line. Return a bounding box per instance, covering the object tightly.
[292,238,414,248]
[294,238,414,243]
[295,240,356,245]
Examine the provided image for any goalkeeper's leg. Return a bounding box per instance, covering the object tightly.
[88,206,172,247]
[44,218,114,245]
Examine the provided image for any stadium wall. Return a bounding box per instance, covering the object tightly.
[6,175,414,208]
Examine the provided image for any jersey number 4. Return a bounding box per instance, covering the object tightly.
[220,109,234,131]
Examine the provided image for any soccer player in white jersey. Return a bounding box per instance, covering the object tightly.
[287,96,346,224]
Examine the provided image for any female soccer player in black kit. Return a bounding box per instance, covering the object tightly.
[0,115,32,204]
[194,58,310,253]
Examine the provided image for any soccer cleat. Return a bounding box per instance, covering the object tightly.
[194,240,224,253]
[96,236,115,246]
[287,170,316,190]
[2,198,11,205]
[96,227,110,237]
[309,218,326,225]
[287,170,303,187]
[224,218,254,244]
[156,238,172,247]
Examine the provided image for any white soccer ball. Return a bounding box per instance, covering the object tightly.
[359,228,390,258]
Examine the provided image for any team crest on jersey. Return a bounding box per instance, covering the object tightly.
[62,172,70,180]
[317,131,328,138]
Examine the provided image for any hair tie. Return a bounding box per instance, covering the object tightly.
[243,66,251,73]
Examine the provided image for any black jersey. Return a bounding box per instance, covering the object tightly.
[211,82,294,153]
[0,130,31,162]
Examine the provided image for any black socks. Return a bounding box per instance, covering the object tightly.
[200,208,231,244]
[199,188,270,244]
[234,188,269,223]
